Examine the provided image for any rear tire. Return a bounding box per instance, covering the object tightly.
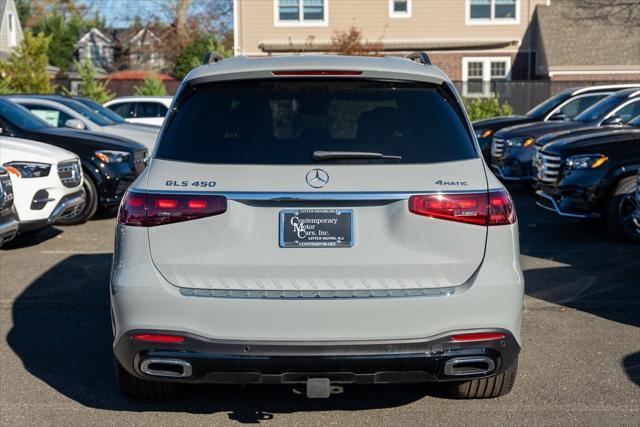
[605,176,640,243]
[55,172,98,225]
[115,358,180,400]
[448,360,518,399]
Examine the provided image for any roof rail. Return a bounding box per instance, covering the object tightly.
[406,51,431,65]
[202,51,225,65]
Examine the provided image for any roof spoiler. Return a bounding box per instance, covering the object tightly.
[406,51,431,65]
[202,51,225,65]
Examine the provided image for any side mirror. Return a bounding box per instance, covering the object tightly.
[65,119,85,130]
[602,116,625,126]
[548,112,567,121]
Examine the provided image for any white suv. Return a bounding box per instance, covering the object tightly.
[104,96,172,126]
[0,136,85,232]
[111,54,523,400]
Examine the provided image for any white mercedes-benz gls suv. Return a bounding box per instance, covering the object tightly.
[111,53,523,400]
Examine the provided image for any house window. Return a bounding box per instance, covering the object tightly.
[8,13,17,47]
[389,0,411,18]
[462,57,511,97]
[466,0,519,24]
[275,0,328,26]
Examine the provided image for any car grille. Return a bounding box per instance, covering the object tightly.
[57,159,82,188]
[491,137,506,159]
[533,148,563,184]
[0,169,14,211]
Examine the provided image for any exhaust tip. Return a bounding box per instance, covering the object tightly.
[444,356,495,376]
[140,358,192,378]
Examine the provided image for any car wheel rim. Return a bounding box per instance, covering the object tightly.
[619,191,640,236]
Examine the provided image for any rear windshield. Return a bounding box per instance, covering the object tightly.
[156,80,476,164]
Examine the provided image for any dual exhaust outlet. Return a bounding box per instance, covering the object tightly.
[139,355,496,380]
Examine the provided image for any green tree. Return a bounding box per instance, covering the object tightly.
[31,12,85,71]
[0,32,53,94]
[463,96,513,122]
[14,0,31,27]
[173,34,231,80]
[70,60,114,103]
[134,75,168,96]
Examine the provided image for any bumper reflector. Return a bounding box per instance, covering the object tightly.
[130,334,185,343]
[450,332,506,342]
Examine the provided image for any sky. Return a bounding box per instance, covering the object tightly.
[77,0,171,28]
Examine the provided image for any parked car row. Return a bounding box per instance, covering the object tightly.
[473,86,640,243]
[0,95,167,246]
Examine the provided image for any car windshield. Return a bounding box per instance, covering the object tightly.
[0,99,51,130]
[574,95,625,123]
[526,91,571,118]
[59,98,116,126]
[74,98,127,124]
[157,79,476,165]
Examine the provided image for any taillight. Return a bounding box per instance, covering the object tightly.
[409,190,515,226]
[118,191,227,227]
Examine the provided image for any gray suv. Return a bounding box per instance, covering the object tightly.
[111,53,523,400]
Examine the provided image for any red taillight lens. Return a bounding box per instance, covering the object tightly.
[450,332,506,342]
[409,190,515,226]
[118,191,227,227]
[272,70,363,76]
[130,334,185,343]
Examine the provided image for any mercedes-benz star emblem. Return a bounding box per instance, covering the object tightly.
[305,168,329,188]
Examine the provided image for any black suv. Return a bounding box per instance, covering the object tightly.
[533,114,640,242]
[473,84,638,158]
[490,89,640,183]
[0,99,147,223]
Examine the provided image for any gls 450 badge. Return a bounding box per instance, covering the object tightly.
[166,180,216,188]
[435,180,468,186]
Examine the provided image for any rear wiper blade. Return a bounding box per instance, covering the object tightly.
[313,151,402,161]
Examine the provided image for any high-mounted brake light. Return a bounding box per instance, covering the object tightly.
[450,332,506,342]
[131,334,185,343]
[118,191,227,227]
[272,70,363,76]
[409,190,515,226]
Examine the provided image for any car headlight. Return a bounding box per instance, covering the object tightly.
[3,161,51,178]
[95,150,130,164]
[475,129,493,139]
[565,154,608,170]
[506,136,535,147]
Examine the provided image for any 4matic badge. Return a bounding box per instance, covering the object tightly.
[435,180,469,186]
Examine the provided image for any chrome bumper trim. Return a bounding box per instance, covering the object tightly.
[0,217,19,245]
[49,190,86,223]
[535,190,588,219]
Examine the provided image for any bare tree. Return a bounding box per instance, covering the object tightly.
[330,26,383,56]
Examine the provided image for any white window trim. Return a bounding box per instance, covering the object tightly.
[462,57,512,97]
[462,57,512,82]
[465,0,520,26]
[8,13,17,47]
[274,0,329,27]
[389,0,412,18]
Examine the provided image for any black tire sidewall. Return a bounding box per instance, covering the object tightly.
[605,176,640,243]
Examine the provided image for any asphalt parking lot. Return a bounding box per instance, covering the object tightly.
[0,186,638,426]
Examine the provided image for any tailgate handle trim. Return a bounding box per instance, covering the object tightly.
[130,189,499,202]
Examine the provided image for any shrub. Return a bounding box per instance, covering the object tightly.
[463,96,513,122]
[0,32,53,94]
[67,60,114,104]
[134,75,168,96]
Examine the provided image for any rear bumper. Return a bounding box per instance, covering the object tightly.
[114,329,520,384]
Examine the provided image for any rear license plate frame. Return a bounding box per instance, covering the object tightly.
[279,209,354,248]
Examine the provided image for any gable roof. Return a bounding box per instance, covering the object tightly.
[77,28,114,46]
[536,0,640,73]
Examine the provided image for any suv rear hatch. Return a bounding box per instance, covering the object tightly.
[140,78,492,294]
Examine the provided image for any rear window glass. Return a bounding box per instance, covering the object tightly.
[156,80,476,164]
